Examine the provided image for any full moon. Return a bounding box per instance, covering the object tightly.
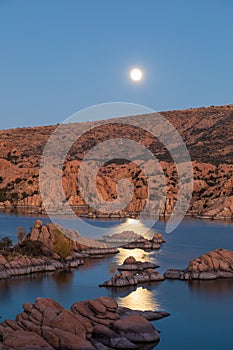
[130,68,143,81]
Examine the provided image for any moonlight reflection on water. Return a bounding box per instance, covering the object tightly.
[116,286,162,311]
[114,248,158,265]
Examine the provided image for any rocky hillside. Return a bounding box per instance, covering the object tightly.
[0,104,232,219]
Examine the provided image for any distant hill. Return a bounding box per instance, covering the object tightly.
[0,104,232,219]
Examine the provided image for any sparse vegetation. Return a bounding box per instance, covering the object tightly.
[54,230,72,258]
[16,240,44,257]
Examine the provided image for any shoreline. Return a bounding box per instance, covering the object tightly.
[0,207,232,223]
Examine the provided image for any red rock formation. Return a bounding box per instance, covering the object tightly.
[0,104,232,219]
[0,297,166,349]
[164,248,233,280]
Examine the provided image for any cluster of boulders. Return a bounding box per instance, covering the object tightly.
[0,254,83,280]
[29,220,78,250]
[0,296,168,349]
[100,256,164,287]
[164,249,233,280]
[121,233,165,250]
[30,221,118,254]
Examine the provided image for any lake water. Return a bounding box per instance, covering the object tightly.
[0,213,233,350]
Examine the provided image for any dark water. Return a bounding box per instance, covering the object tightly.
[0,213,233,350]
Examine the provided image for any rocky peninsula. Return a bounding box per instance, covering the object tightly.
[164,248,233,280]
[0,296,169,350]
[0,220,119,280]
[0,254,83,280]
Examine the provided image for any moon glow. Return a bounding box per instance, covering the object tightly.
[130,68,143,82]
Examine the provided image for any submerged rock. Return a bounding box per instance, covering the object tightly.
[0,296,168,349]
[117,307,170,321]
[164,249,233,280]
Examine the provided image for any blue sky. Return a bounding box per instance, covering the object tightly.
[0,0,233,129]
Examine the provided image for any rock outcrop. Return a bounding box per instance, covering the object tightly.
[121,233,165,251]
[81,248,119,258]
[164,248,233,280]
[0,254,83,280]
[0,297,168,349]
[117,256,159,271]
[0,219,120,280]
[30,220,79,249]
[100,256,164,287]
[29,220,119,257]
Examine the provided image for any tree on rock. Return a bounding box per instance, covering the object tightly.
[0,236,13,253]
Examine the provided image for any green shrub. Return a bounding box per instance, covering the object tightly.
[17,240,43,256]
[0,188,7,202]
[54,232,72,258]
[21,192,28,199]
[0,236,13,252]
[11,192,19,200]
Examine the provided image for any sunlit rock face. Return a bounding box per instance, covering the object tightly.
[0,105,232,219]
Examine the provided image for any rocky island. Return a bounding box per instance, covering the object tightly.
[100,256,164,287]
[121,233,165,251]
[99,231,165,250]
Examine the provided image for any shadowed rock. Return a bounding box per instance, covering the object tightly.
[99,256,164,287]
[0,296,168,349]
[0,253,84,280]
[121,233,165,251]
[99,231,142,244]
[164,249,233,280]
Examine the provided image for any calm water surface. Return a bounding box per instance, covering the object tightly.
[0,213,232,350]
